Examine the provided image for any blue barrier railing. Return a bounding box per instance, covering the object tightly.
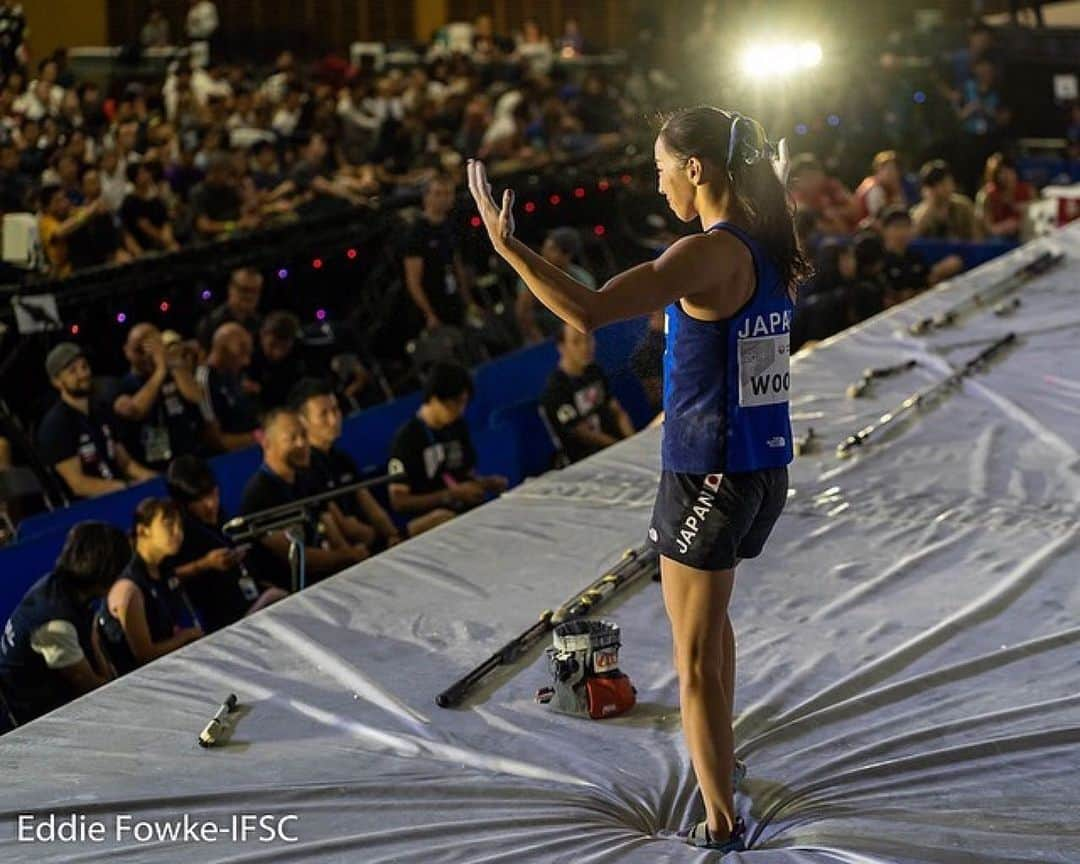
[0,318,650,623]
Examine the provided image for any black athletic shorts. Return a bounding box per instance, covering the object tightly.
[648,467,788,571]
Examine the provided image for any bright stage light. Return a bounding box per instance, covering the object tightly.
[740,40,823,78]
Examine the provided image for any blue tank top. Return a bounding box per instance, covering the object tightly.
[662,221,794,474]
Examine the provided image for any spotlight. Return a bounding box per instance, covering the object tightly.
[116,312,127,324]
[201,289,212,301]
[277,268,289,279]
[315,308,327,321]
[740,40,823,78]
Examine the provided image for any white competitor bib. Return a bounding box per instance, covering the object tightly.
[738,333,790,407]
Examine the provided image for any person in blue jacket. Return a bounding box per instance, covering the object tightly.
[467,106,810,853]
[0,522,130,730]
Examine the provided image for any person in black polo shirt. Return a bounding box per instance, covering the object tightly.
[0,522,130,730]
[388,362,507,536]
[103,498,202,673]
[196,322,259,452]
[113,323,205,472]
[241,407,368,588]
[165,455,286,633]
[249,310,306,412]
[880,205,964,306]
[196,267,264,349]
[120,160,179,254]
[38,343,157,500]
[402,174,478,333]
[290,378,402,550]
[541,323,635,465]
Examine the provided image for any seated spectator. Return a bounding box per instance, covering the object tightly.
[630,310,665,414]
[103,498,202,672]
[881,206,964,305]
[196,266,264,348]
[515,18,554,76]
[403,174,478,333]
[291,378,402,550]
[66,169,137,270]
[853,150,908,227]
[249,311,306,411]
[911,160,981,241]
[541,324,634,465]
[38,343,156,499]
[113,323,204,472]
[165,455,286,633]
[190,151,259,241]
[975,153,1034,240]
[0,522,130,730]
[794,239,857,344]
[36,184,79,276]
[0,141,32,212]
[196,323,259,452]
[789,154,857,234]
[277,132,368,213]
[120,161,179,254]
[249,140,283,191]
[516,227,596,344]
[851,232,887,321]
[387,362,507,536]
[240,407,368,588]
[140,3,171,47]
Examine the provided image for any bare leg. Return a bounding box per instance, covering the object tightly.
[660,555,737,837]
[722,613,736,732]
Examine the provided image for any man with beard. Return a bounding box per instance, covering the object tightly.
[113,323,205,472]
[240,408,368,588]
[38,343,157,499]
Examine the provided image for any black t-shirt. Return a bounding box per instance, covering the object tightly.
[402,216,465,326]
[190,181,242,228]
[195,304,261,349]
[37,399,124,496]
[540,363,618,463]
[248,348,306,412]
[241,465,319,588]
[196,365,258,437]
[305,445,363,518]
[884,249,930,296]
[117,371,203,471]
[66,210,121,269]
[120,194,168,249]
[165,511,259,633]
[388,416,476,497]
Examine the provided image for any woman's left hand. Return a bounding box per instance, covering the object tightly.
[467,159,515,251]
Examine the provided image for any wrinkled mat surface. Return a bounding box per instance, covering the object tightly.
[2,224,1079,863]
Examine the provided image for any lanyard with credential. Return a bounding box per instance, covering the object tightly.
[420,420,459,488]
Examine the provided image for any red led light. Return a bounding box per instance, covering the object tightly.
[70,324,80,335]
[470,215,482,227]
[549,194,561,205]
[312,258,323,269]
[346,248,358,259]
[524,201,537,213]
[620,174,632,185]
[159,301,169,313]
[574,187,586,198]
[593,224,606,236]
[598,179,610,191]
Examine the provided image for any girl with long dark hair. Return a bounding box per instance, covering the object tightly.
[468,106,809,852]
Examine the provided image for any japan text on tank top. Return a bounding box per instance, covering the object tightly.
[662,221,794,474]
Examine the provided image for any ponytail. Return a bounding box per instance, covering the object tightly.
[660,106,813,297]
